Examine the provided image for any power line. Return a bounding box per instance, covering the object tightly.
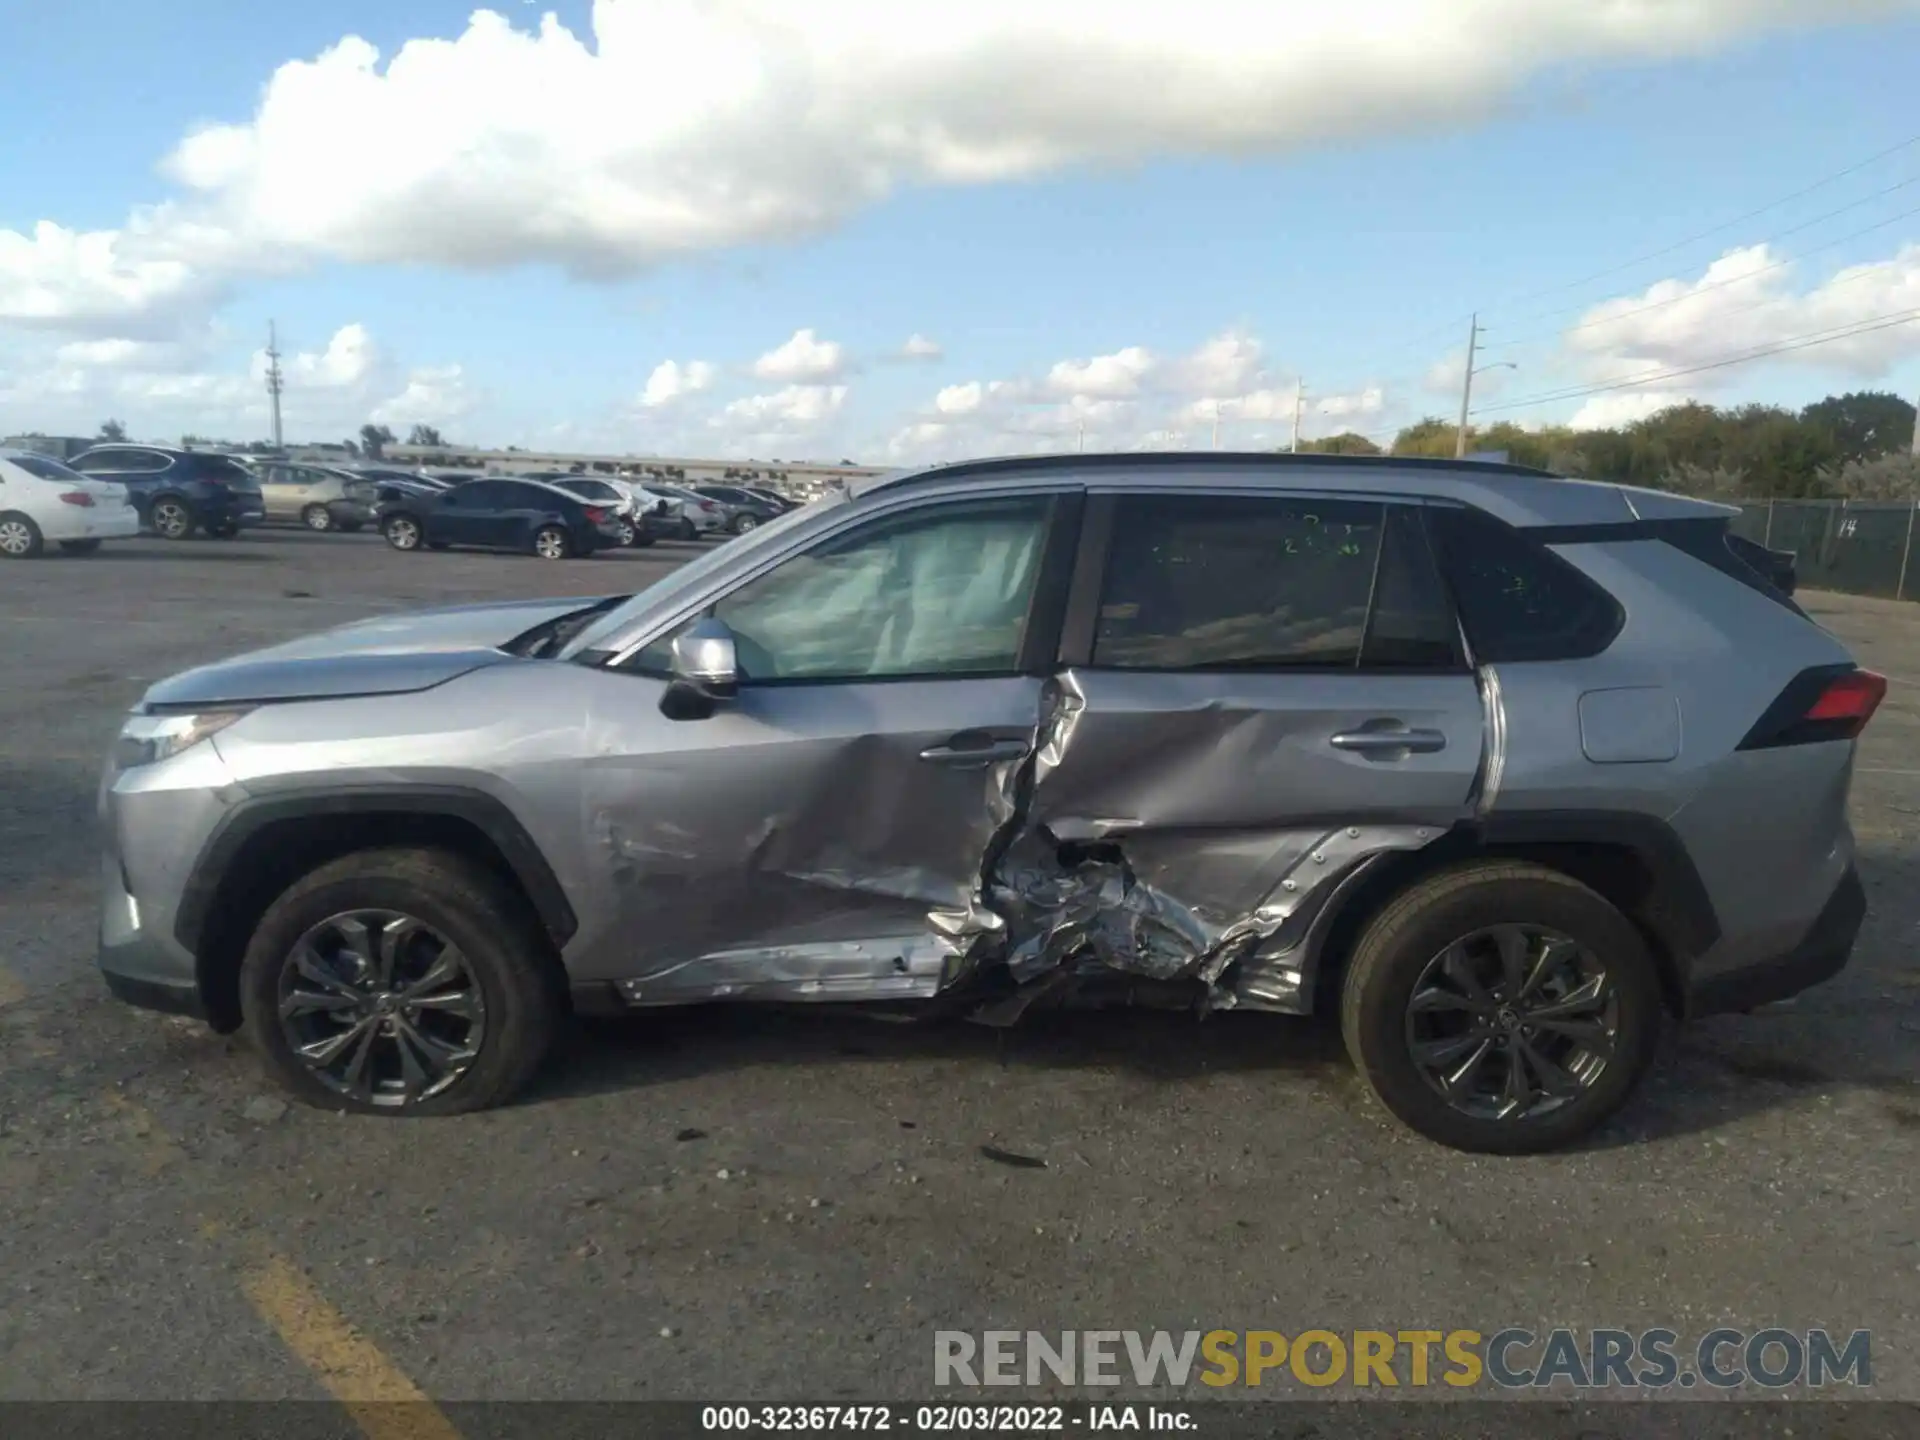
[1483,131,1920,315]
[1484,185,1920,350]
[1470,306,1920,416]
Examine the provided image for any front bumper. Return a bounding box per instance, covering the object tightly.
[1688,864,1866,1016]
[99,855,208,1019]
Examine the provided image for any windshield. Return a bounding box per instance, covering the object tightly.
[558,489,843,659]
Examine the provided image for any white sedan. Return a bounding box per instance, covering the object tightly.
[0,448,141,558]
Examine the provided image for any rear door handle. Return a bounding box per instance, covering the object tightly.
[1330,726,1448,756]
[918,729,1032,766]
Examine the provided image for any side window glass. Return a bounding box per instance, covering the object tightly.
[635,496,1053,681]
[1362,505,1465,669]
[1093,494,1384,670]
[1428,505,1625,663]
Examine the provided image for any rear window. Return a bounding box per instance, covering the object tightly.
[9,454,87,483]
[1427,504,1624,664]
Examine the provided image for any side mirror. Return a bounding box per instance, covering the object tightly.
[660,618,739,719]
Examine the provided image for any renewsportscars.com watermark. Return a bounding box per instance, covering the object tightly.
[934,1329,1873,1392]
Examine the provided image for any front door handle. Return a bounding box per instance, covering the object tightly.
[1330,726,1448,756]
[918,729,1032,766]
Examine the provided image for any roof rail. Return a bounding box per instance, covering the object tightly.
[865,449,1560,494]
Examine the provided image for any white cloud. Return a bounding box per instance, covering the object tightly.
[1567,390,1697,430]
[1164,329,1264,394]
[640,358,718,407]
[0,220,210,336]
[718,382,849,429]
[4,0,1894,333]
[751,328,848,383]
[370,364,476,428]
[1045,345,1155,399]
[1563,242,1920,380]
[900,333,943,361]
[263,323,377,389]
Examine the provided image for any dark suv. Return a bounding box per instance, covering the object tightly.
[69,445,266,539]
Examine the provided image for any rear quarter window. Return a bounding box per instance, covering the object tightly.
[1427,504,1624,663]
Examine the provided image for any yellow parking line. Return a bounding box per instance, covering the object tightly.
[241,1253,465,1440]
[93,1088,463,1440]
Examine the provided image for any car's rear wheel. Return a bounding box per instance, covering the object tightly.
[1339,861,1662,1155]
[303,504,335,532]
[735,513,759,533]
[58,539,102,555]
[676,517,697,541]
[238,847,560,1116]
[0,512,44,558]
[384,515,422,551]
[150,498,192,539]
[533,525,571,560]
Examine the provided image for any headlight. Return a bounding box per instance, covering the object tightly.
[114,710,249,770]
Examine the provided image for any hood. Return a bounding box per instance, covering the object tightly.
[139,596,616,709]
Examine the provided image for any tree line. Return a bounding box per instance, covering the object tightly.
[1300,390,1920,501]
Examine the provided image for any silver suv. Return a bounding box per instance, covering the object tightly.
[97,454,1882,1152]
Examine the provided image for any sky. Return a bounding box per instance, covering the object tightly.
[4,0,1920,465]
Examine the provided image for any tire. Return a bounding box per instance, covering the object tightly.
[735,513,759,534]
[1338,861,1662,1155]
[0,512,44,558]
[150,497,193,540]
[384,514,423,551]
[532,525,571,560]
[206,521,241,539]
[613,518,636,547]
[629,529,655,548]
[58,539,102,555]
[303,504,335,532]
[237,847,561,1116]
[677,517,697,541]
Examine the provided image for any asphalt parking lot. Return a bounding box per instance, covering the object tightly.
[2,528,1919,1415]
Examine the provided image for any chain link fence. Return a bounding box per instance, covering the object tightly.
[1728,498,1920,601]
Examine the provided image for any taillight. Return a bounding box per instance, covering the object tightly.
[700,500,720,513]
[1738,665,1888,750]
[59,491,95,507]
[584,506,608,523]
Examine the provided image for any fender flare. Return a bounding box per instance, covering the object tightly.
[173,784,578,955]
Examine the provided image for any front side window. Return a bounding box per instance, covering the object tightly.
[1092,494,1388,670]
[637,496,1054,681]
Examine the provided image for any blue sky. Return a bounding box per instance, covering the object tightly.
[3,0,1919,462]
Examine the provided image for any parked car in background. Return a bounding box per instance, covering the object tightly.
[692,484,784,534]
[741,485,797,513]
[378,476,619,559]
[250,462,377,532]
[0,447,141,558]
[420,470,488,487]
[1727,534,1798,597]
[68,444,265,539]
[648,484,729,539]
[549,475,654,547]
[97,451,1882,1152]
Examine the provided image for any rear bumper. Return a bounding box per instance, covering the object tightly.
[41,506,141,541]
[1688,865,1865,1016]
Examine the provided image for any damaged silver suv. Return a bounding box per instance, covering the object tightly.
[99,453,1882,1152]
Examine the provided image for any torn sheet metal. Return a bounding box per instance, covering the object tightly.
[952,668,1475,1016]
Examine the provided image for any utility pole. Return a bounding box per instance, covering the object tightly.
[1211,401,1221,451]
[1910,391,1919,456]
[1076,420,1086,454]
[265,321,285,452]
[1455,314,1481,459]
[1290,378,1305,454]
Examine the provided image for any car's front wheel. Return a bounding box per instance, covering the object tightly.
[303,504,335,532]
[384,514,423,551]
[1339,861,1662,1155]
[238,847,560,1116]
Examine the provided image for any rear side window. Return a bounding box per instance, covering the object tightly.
[10,454,87,483]
[1667,521,1806,617]
[1427,504,1624,663]
[1093,494,1386,669]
